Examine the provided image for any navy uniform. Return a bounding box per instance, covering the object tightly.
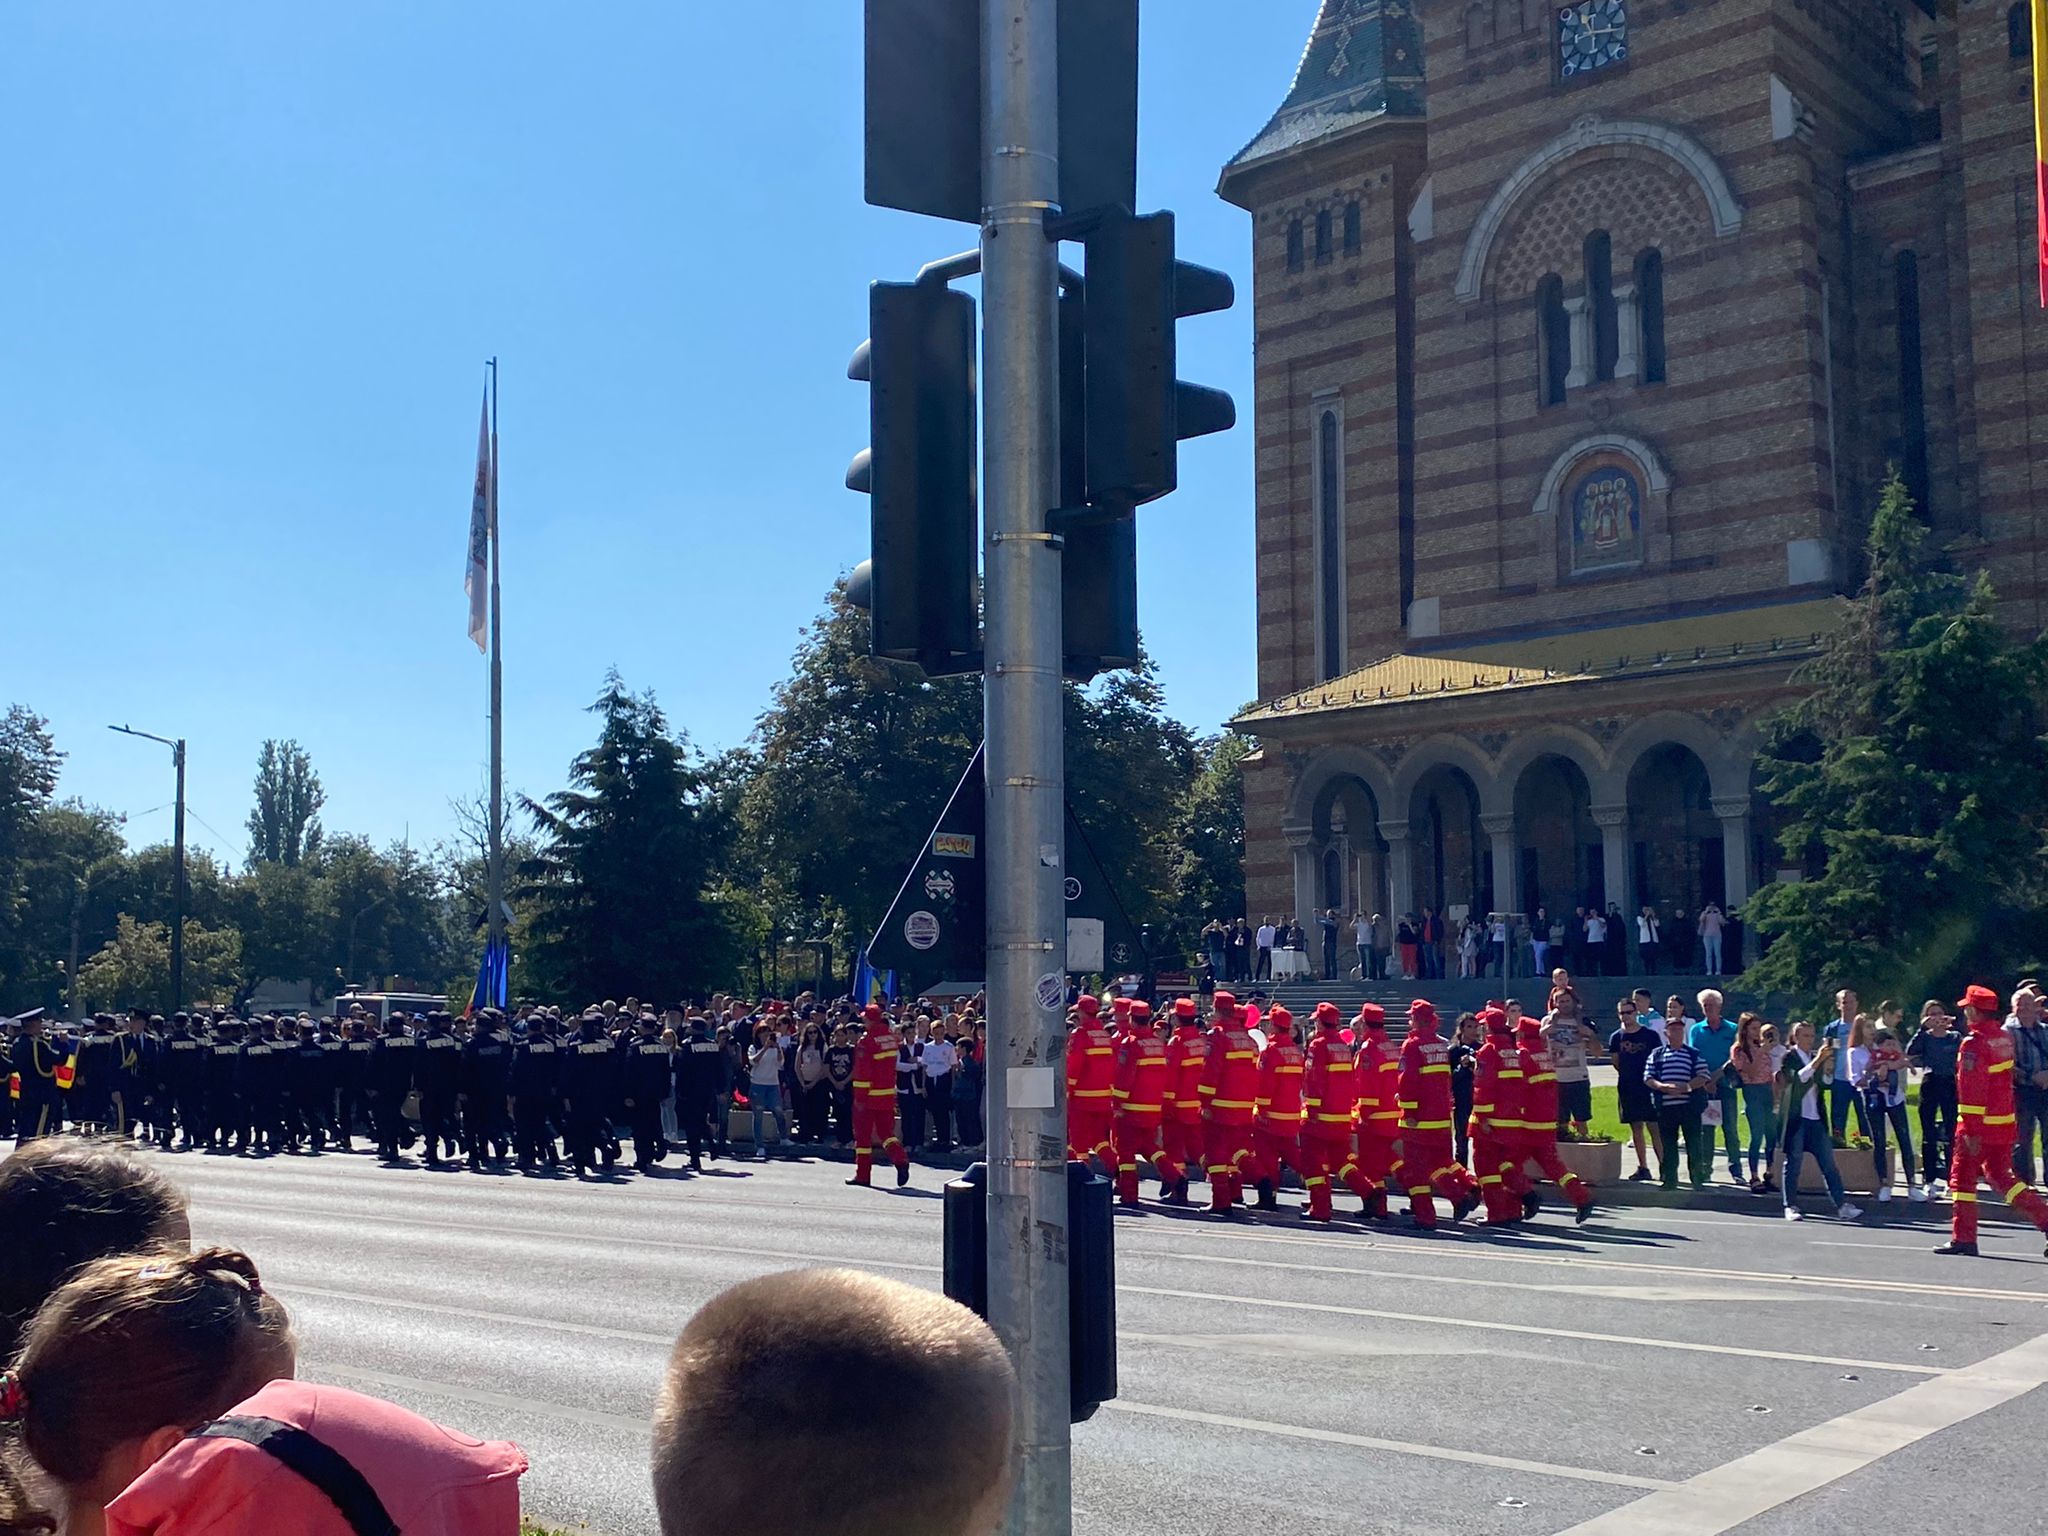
[289,1023,333,1150]
[370,1014,419,1159]
[621,1015,672,1170]
[414,1012,464,1166]
[338,1017,376,1148]
[7,1023,70,1141]
[510,1016,562,1170]
[207,1021,246,1150]
[161,1013,209,1149]
[121,1010,158,1140]
[560,1011,621,1177]
[673,1018,726,1171]
[72,1016,123,1134]
[238,1021,285,1155]
[460,1011,514,1170]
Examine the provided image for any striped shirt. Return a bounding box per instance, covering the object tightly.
[1644,1043,1706,1106]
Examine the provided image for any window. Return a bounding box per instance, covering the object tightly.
[1343,200,1362,256]
[1585,230,1617,382]
[1315,406,1346,681]
[1537,274,1571,406]
[1286,218,1304,273]
[1635,248,1666,384]
[2010,1,2030,59]
[1315,208,1334,264]
[1896,250,1929,516]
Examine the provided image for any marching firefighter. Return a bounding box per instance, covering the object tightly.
[1156,997,1209,1205]
[1397,999,1481,1231]
[847,1002,910,1188]
[1512,1009,1596,1224]
[1936,985,2048,1257]
[1110,1000,1168,1206]
[1065,996,1118,1170]
[1352,1002,1403,1221]
[1249,1005,1306,1212]
[1468,1007,1526,1225]
[620,1011,672,1171]
[1198,990,1262,1215]
[1300,1000,1377,1221]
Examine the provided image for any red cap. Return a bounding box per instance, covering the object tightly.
[1212,990,1237,1016]
[1172,997,1198,1019]
[1355,1002,1385,1026]
[1077,995,1101,1018]
[1957,984,2002,1016]
[863,1003,886,1026]
[1111,996,1133,1019]
[1268,1005,1294,1033]
[1478,1006,1509,1033]
[1408,998,1438,1026]
[1313,1001,1340,1025]
[1131,1000,1152,1022]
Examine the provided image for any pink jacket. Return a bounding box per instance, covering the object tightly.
[105,1380,527,1536]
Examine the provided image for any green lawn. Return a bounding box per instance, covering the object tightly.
[1576,1082,1902,1148]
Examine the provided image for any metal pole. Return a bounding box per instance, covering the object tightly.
[486,357,506,1001]
[980,2,1070,1531]
[170,739,186,1012]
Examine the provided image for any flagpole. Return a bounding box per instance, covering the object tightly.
[486,357,506,1004]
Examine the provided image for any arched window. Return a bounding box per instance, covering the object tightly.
[1315,207,1334,264]
[1896,250,1929,516]
[1585,230,1617,382]
[1635,248,1666,384]
[1315,406,1346,681]
[1537,274,1571,406]
[2010,1,2030,59]
[1343,200,1362,255]
[1286,218,1305,273]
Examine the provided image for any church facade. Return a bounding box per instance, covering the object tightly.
[1221,0,2048,962]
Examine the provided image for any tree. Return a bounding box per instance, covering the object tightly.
[74,915,243,1014]
[522,672,737,1002]
[1164,732,1251,954]
[0,705,64,1005]
[1745,473,2048,1007]
[246,739,325,868]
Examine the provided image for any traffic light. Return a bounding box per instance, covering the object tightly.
[1080,209,1236,507]
[1057,285,1138,680]
[846,278,980,674]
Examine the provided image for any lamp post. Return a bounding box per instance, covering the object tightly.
[109,725,186,1011]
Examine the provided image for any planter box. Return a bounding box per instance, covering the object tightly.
[727,1106,791,1147]
[1772,1145,1877,1195]
[1550,1139,1624,1184]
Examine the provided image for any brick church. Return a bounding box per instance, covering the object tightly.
[1221,0,2048,969]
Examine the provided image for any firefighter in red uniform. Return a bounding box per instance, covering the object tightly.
[1111,1000,1168,1206]
[1301,1001,1378,1221]
[1249,1006,1306,1211]
[1157,998,1208,1204]
[1065,995,1117,1170]
[1397,999,1481,1230]
[1511,1011,1596,1224]
[1199,991,1261,1214]
[1352,1003,1402,1221]
[846,1003,910,1188]
[1936,985,2048,1257]
[1469,1007,1526,1225]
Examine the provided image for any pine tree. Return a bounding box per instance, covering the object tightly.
[1745,474,2048,1005]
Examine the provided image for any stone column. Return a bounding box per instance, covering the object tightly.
[1591,803,1629,917]
[1564,294,1593,390]
[1481,812,1517,915]
[1613,280,1639,381]
[1285,825,1316,928]
[1713,795,1753,968]
[1381,822,1415,925]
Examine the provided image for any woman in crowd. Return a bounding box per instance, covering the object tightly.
[744,1024,791,1159]
[1777,1020,1864,1223]
[1395,914,1418,981]
[1730,1012,1779,1192]
[824,1024,857,1147]
[792,1023,831,1145]
[952,1021,986,1150]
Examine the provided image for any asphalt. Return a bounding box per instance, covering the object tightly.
[121,1143,2048,1536]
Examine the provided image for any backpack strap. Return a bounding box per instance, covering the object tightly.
[187,1416,399,1536]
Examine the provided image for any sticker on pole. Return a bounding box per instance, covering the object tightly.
[1035,971,1066,1012]
[904,911,942,951]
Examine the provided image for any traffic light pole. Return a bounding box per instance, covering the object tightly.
[979,1,1072,1532]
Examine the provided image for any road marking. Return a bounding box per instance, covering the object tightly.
[284,1283,674,1345]
[1549,1330,2048,1534]
[1141,1247,1805,1305]
[1120,1285,1949,1376]
[313,1361,648,1435]
[1103,1400,1675,1491]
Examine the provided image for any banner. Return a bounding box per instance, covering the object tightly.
[465,390,491,652]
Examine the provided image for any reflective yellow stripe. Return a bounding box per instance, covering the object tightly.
[1953,1191,1979,1202]
[1480,1175,1503,1185]
[1409,1118,1452,1131]
[1227,1051,1258,1061]
[1471,1102,1494,1114]
[1497,1118,1528,1130]
[1989,1060,2014,1072]
[2007,1182,2029,1200]
[1422,1064,1451,1075]
[1327,1063,1354,1073]
[1498,1070,1524,1081]
[1314,1113,1352,1124]
[1211,1098,1254,1110]
[1960,1105,1987,1115]
[1074,1089,1114,1100]
[1985,1114,2017,1126]
[1529,1074,1556,1085]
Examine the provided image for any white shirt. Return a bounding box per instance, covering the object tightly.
[1256,924,1277,948]
[1353,917,1369,943]
[1585,914,1607,943]
[1790,1048,1825,1119]
[1637,915,1659,944]
[921,1039,957,1080]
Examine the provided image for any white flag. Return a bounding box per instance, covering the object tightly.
[465,389,491,653]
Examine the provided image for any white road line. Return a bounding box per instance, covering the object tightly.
[1549,1331,2048,1534]
[313,1361,649,1435]
[1103,1400,1675,1491]
[1121,1285,1949,1377]
[284,1283,674,1345]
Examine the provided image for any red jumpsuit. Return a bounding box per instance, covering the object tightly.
[848,1006,909,1187]
[1513,1020,1595,1220]
[1250,1008,1305,1208]
[1398,1003,1479,1228]
[1065,997,1117,1167]
[1157,1002,1208,1200]
[1353,1005,1402,1220]
[1111,1004,1168,1205]
[1469,1013,1527,1225]
[1199,993,1261,1213]
[1300,1002,1378,1221]
[1945,997,2048,1251]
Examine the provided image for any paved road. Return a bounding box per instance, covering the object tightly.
[144,1146,2048,1536]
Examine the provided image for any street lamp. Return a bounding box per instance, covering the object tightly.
[109,725,186,1011]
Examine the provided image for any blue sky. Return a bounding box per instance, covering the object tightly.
[2,2,1316,863]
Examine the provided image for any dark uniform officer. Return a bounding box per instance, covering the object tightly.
[673,1013,726,1172]
[239,1019,285,1155]
[7,1016,70,1141]
[560,1009,621,1177]
[72,1015,122,1134]
[370,1012,419,1160]
[337,1015,376,1149]
[460,1010,513,1171]
[414,1011,464,1167]
[510,1013,562,1171]
[121,1009,158,1141]
[290,1021,335,1150]
[208,1019,247,1151]
[161,1013,209,1149]
[621,1012,672,1170]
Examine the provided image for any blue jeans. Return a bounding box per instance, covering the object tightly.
[1827,1077,1871,1141]
[1740,1083,1778,1177]
[1712,1081,1742,1172]
[1782,1117,1845,1209]
[748,1081,789,1152]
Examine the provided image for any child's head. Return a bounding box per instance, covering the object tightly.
[0,1248,296,1525]
[651,1269,1014,1536]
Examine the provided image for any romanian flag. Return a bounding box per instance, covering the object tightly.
[2037,0,2048,304]
[53,1053,77,1091]
[6,1073,18,1101]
